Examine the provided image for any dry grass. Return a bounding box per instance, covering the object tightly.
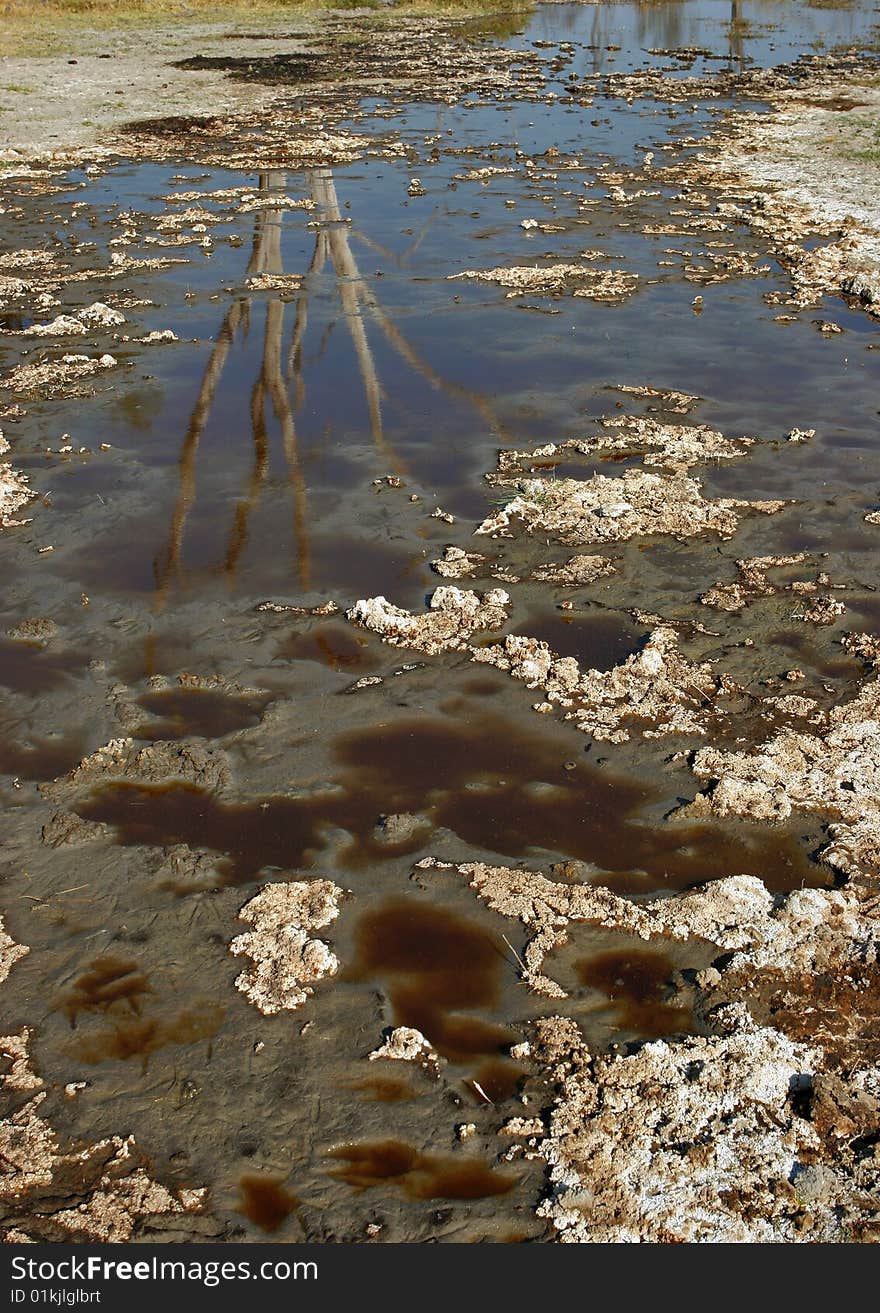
[0,0,510,19]
[0,0,530,54]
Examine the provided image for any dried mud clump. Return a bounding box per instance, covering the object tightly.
[244,273,303,294]
[0,919,28,986]
[368,1027,437,1066]
[430,546,520,583]
[40,737,229,804]
[229,880,343,1015]
[492,419,752,477]
[695,77,880,320]
[0,1030,207,1242]
[688,677,880,880]
[2,353,118,400]
[608,384,699,412]
[0,431,33,528]
[472,625,719,743]
[700,552,832,612]
[450,263,638,303]
[41,812,109,850]
[843,631,880,669]
[526,1011,864,1243]
[532,555,615,586]
[797,595,846,627]
[347,587,509,655]
[429,545,521,585]
[476,468,783,546]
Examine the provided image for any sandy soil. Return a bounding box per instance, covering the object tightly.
[0,21,320,160]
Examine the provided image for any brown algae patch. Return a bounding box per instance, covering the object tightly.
[236,1174,300,1234]
[68,1005,224,1066]
[329,1139,518,1201]
[70,707,740,876]
[132,686,270,741]
[0,642,75,696]
[466,1058,526,1107]
[58,955,152,1024]
[69,696,824,897]
[575,947,694,1039]
[346,898,513,1063]
[348,1075,418,1103]
[278,622,379,671]
[0,729,89,783]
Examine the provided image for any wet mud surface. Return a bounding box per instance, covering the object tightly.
[2,0,880,1245]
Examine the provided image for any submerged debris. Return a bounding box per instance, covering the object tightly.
[476,469,784,545]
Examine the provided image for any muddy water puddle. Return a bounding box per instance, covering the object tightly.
[54,953,224,1066]
[277,622,381,672]
[133,687,270,740]
[0,726,88,782]
[1,0,879,1245]
[74,703,823,891]
[507,608,643,670]
[0,638,91,695]
[346,898,515,1063]
[575,947,695,1040]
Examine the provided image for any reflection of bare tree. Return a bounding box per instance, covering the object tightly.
[155,164,514,611]
[225,173,309,585]
[727,0,746,74]
[154,170,309,609]
[306,169,515,449]
[303,168,398,468]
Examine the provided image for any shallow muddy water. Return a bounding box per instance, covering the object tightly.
[1,0,879,1244]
